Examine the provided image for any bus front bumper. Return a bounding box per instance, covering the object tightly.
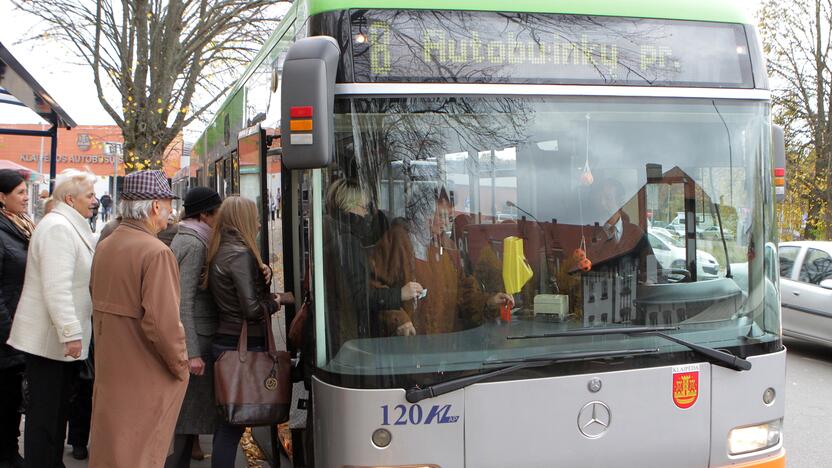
[721,449,785,468]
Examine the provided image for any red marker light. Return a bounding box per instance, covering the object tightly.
[290,106,313,118]
[774,168,785,177]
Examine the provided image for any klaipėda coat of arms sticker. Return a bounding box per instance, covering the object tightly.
[672,364,700,409]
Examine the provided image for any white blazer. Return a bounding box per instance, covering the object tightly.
[7,202,95,362]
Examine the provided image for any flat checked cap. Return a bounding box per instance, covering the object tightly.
[121,170,178,200]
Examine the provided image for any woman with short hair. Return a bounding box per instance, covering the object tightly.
[0,169,33,468]
[7,169,97,468]
[205,196,280,468]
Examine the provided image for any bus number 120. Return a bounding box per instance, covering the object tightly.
[381,404,460,425]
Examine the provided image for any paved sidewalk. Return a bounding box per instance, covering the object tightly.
[20,428,248,467]
[60,436,247,468]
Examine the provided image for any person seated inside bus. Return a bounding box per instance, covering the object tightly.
[369,187,513,336]
[323,178,423,346]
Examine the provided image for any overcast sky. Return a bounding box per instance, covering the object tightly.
[1,0,764,137]
[0,0,115,125]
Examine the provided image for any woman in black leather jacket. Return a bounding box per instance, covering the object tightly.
[205,195,279,468]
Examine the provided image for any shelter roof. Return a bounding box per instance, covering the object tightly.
[0,41,76,129]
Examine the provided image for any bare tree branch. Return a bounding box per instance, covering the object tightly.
[11,0,283,170]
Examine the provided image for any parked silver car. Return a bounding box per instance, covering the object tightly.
[647,230,721,280]
[778,241,832,346]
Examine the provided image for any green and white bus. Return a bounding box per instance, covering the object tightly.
[192,1,786,466]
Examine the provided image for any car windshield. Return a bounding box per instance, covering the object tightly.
[650,230,683,248]
[315,95,779,386]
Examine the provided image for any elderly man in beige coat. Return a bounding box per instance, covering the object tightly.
[89,170,189,468]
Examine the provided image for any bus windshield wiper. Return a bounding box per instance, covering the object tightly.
[634,330,751,371]
[405,347,659,403]
[508,326,751,372]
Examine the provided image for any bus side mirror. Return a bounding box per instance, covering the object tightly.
[280,36,340,170]
[772,125,786,202]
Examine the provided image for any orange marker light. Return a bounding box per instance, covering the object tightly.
[774,177,785,187]
[290,119,313,131]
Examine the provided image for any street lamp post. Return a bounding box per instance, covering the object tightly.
[113,149,119,209]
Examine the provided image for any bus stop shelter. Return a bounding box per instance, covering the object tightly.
[0,41,76,191]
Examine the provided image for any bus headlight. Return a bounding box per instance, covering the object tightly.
[728,419,782,455]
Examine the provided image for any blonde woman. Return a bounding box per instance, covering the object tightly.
[205,195,280,468]
[7,169,97,468]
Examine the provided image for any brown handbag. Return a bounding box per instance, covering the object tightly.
[214,309,291,426]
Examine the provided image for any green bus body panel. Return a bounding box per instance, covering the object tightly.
[201,0,303,161]
[303,0,753,24]
[205,90,245,160]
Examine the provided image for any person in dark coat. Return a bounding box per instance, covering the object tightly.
[165,187,222,468]
[99,193,112,222]
[88,198,100,232]
[97,216,121,243]
[323,178,421,346]
[0,170,32,468]
[157,220,180,247]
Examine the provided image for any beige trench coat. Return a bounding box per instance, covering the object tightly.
[88,220,189,468]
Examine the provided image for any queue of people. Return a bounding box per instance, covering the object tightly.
[0,168,291,468]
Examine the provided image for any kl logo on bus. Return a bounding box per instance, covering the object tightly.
[673,370,699,409]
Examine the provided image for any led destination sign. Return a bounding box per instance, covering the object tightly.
[350,11,755,87]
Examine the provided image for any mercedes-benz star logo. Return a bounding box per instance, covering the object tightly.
[577,401,611,439]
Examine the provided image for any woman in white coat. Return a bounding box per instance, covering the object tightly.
[6,169,97,468]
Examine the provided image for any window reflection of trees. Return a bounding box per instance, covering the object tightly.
[340,97,531,215]
[799,249,832,285]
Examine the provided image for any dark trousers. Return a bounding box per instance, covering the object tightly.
[210,339,263,468]
[0,365,23,462]
[165,435,196,468]
[23,354,76,468]
[211,423,244,468]
[66,374,92,448]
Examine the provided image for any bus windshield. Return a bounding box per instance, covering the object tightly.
[317,95,778,386]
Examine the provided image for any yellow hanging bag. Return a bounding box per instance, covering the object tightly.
[502,236,534,295]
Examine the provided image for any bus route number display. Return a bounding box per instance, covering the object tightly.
[350,10,754,87]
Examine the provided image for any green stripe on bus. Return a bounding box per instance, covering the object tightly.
[303,0,752,24]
